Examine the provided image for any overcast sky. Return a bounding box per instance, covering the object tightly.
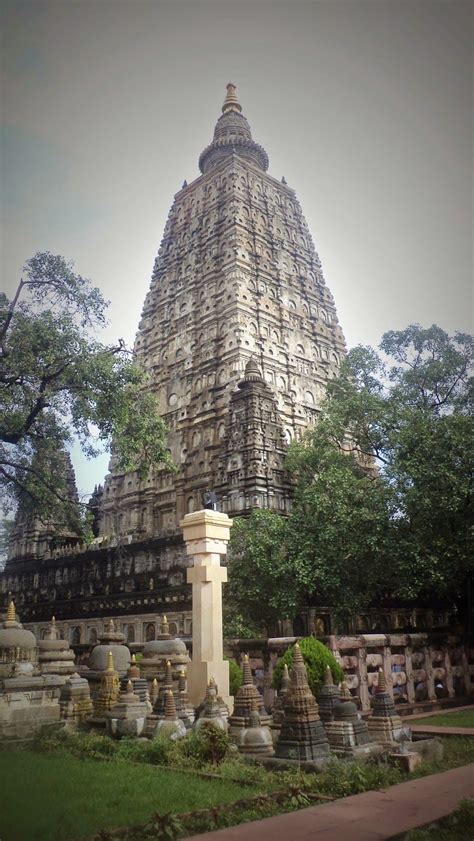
[2,0,472,498]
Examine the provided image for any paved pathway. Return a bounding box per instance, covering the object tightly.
[410,724,474,737]
[186,764,474,841]
[402,704,474,722]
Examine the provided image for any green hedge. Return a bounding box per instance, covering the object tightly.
[272,637,344,699]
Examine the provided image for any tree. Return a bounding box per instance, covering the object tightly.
[224,509,299,637]
[0,252,173,531]
[225,325,473,633]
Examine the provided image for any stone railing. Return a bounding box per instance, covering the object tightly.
[226,632,474,712]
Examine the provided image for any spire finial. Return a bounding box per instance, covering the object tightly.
[6,600,16,622]
[324,664,334,686]
[377,667,387,693]
[222,82,242,114]
[106,650,115,672]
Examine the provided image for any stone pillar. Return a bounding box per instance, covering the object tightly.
[180,510,232,709]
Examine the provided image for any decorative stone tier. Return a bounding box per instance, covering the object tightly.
[59,673,93,726]
[324,682,377,757]
[38,617,76,676]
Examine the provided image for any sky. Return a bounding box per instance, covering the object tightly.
[1,0,472,499]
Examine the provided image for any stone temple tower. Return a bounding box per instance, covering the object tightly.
[2,84,346,637]
[100,83,346,538]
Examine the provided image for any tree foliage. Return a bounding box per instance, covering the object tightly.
[225,325,473,632]
[224,509,302,636]
[0,252,173,530]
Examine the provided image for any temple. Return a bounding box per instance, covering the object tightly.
[2,82,345,640]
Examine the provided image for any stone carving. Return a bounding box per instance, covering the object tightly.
[275,643,330,761]
[367,668,405,745]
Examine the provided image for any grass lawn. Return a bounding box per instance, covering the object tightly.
[0,750,254,841]
[409,710,474,728]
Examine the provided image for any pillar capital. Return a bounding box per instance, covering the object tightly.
[179,510,233,545]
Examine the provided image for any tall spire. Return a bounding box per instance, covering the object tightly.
[199,83,269,174]
[222,82,242,113]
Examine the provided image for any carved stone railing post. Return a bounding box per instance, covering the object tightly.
[357,644,370,712]
[180,509,232,709]
[443,645,455,698]
[383,640,393,696]
[404,640,415,704]
[423,644,436,700]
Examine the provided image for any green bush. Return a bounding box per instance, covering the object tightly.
[175,722,234,766]
[272,637,344,698]
[225,657,243,696]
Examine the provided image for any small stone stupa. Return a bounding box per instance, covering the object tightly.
[228,655,270,738]
[317,665,341,723]
[83,620,130,696]
[59,672,93,727]
[195,679,228,731]
[106,680,148,738]
[272,663,290,727]
[140,616,189,685]
[177,669,195,727]
[324,681,379,757]
[0,600,63,743]
[92,650,121,722]
[236,699,274,757]
[155,689,186,740]
[0,600,38,678]
[367,668,404,745]
[120,655,151,712]
[275,643,330,762]
[152,659,175,717]
[38,617,76,676]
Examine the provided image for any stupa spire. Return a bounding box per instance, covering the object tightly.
[199,82,269,174]
[222,82,242,113]
[6,600,16,622]
[377,667,386,693]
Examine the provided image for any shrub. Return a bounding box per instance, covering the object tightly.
[272,636,344,698]
[312,757,402,798]
[225,657,243,696]
[175,722,234,766]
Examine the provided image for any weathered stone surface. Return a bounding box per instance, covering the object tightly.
[275,643,330,762]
